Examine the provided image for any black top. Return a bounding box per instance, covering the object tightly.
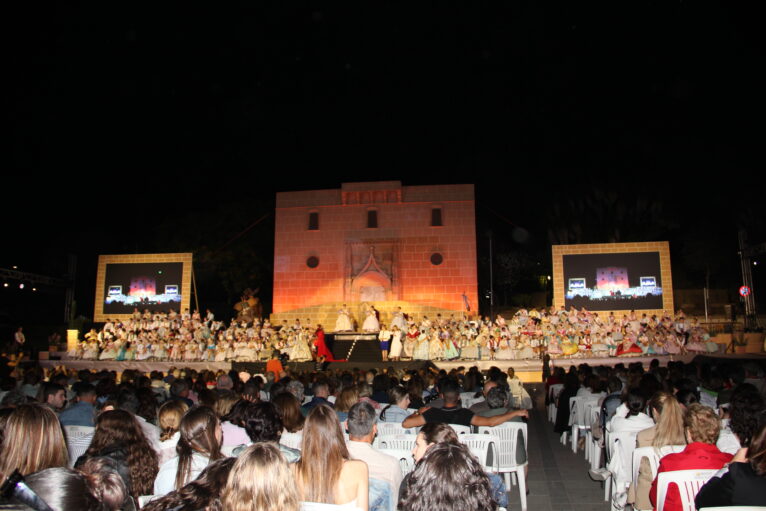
[695,462,766,508]
[422,406,474,427]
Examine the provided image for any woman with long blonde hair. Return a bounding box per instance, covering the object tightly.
[221,442,300,511]
[294,404,368,509]
[630,392,686,510]
[0,403,68,476]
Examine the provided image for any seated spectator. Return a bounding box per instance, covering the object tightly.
[221,442,300,511]
[606,388,654,434]
[59,383,97,427]
[0,403,68,476]
[75,409,159,500]
[696,415,766,508]
[402,379,527,429]
[272,392,304,450]
[157,400,189,465]
[468,380,498,414]
[399,441,498,511]
[627,392,685,510]
[358,382,381,410]
[37,382,67,413]
[477,386,527,464]
[650,404,733,511]
[117,389,161,455]
[19,467,117,511]
[232,401,300,462]
[334,386,359,423]
[143,457,235,511]
[379,386,411,423]
[154,406,223,495]
[293,404,368,509]
[401,422,507,508]
[346,401,403,498]
[301,382,331,416]
[220,400,252,455]
[78,456,131,510]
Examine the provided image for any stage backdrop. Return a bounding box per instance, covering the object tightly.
[94,253,193,322]
[552,242,673,317]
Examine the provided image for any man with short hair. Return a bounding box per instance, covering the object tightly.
[59,383,97,427]
[468,380,499,414]
[403,379,527,429]
[302,381,331,416]
[38,382,66,412]
[346,402,402,506]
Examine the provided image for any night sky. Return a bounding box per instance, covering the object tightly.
[5,2,764,338]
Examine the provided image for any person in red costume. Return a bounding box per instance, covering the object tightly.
[650,404,733,511]
[313,324,345,362]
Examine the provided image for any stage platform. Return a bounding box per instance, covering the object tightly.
[36,352,765,383]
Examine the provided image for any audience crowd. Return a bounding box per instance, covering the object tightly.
[0,356,534,510]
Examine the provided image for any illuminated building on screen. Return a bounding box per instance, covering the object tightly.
[271,181,478,328]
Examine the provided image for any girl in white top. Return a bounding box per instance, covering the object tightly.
[154,406,223,496]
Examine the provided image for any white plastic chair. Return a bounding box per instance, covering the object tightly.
[377,421,409,436]
[460,391,478,408]
[586,403,602,469]
[376,434,417,451]
[376,447,416,475]
[64,425,95,467]
[631,445,687,494]
[568,396,597,454]
[281,430,303,450]
[458,434,499,473]
[479,422,528,511]
[448,424,471,435]
[604,430,638,504]
[655,469,718,511]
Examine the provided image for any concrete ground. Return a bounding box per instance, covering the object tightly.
[502,384,611,511]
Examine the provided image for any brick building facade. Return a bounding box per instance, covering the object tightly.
[271,181,478,328]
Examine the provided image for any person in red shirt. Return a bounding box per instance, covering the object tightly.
[650,403,733,511]
[266,350,284,382]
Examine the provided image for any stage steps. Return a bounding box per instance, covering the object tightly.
[328,333,381,362]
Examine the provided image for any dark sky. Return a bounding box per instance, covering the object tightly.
[5,2,764,328]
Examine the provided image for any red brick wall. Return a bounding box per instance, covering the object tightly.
[273,182,478,314]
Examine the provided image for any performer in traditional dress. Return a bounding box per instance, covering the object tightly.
[413,331,430,360]
[391,307,407,331]
[289,330,313,362]
[403,325,418,359]
[362,305,380,332]
[389,325,403,361]
[335,304,354,332]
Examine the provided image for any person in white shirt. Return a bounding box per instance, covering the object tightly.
[345,401,403,498]
[607,389,655,435]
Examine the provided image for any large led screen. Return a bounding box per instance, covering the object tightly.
[102,262,184,314]
[563,251,663,311]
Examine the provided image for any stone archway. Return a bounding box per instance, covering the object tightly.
[351,270,391,302]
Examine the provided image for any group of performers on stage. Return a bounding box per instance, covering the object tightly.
[68,308,327,363]
[68,304,717,364]
[338,304,718,362]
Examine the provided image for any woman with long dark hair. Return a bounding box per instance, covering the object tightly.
[293,404,368,509]
[75,409,159,500]
[154,406,223,495]
[400,441,497,511]
[143,457,235,511]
